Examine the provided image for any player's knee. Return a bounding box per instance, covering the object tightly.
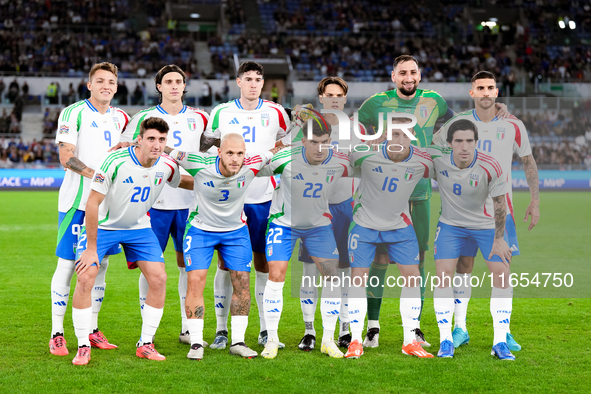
[147,271,167,291]
[456,256,475,274]
[76,270,98,293]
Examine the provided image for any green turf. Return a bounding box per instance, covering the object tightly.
[0,191,589,393]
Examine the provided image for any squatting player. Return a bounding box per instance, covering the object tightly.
[50,62,129,356]
[202,61,291,349]
[290,77,364,351]
[259,117,353,360]
[433,71,540,351]
[345,119,435,360]
[165,134,286,360]
[121,65,209,344]
[71,117,193,365]
[426,119,515,360]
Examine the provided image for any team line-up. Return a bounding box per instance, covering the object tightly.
[48,56,540,365]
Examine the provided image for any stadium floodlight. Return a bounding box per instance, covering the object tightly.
[569,20,576,29]
[190,13,200,18]
[481,21,497,27]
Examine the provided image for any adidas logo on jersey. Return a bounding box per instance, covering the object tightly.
[439,170,449,177]
[372,166,383,173]
[204,181,215,187]
[293,173,304,180]
[229,117,240,125]
[91,121,98,128]
[123,176,134,184]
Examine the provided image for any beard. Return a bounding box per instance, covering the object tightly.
[221,158,243,176]
[397,83,418,97]
[476,98,496,110]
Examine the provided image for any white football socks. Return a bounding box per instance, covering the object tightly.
[347,284,367,343]
[51,258,75,335]
[138,272,149,314]
[320,280,341,342]
[187,318,204,346]
[178,266,188,332]
[301,263,320,336]
[231,315,249,345]
[255,270,268,333]
[434,286,454,343]
[263,280,284,342]
[140,304,163,345]
[72,307,92,348]
[90,257,108,333]
[338,267,350,337]
[400,286,421,345]
[453,273,472,330]
[491,286,513,345]
[213,267,232,332]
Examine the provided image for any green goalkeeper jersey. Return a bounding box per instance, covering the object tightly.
[357,88,448,201]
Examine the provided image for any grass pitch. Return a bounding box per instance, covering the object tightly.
[0,191,589,393]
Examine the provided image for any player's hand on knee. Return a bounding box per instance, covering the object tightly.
[489,239,512,265]
[75,250,99,275]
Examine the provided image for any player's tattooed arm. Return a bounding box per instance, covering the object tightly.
[490,194,512,264]
[269,144,290,155]
[59,142,94,178]
[521,154,540,230]
[163,146,174,155]
[200,136,220,152]
[229,270,251,316]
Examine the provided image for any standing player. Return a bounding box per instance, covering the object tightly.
[71,117,193,365]
[121,65,209,344]
[432,71,540,351]
[290,77,364,351]
[345,120,435,359]
[426,119,515,360]
[203,61,291,349]
[50,62,129,356]
[259,118,353,359]
[356,55,452,347]
[165,134,284,360]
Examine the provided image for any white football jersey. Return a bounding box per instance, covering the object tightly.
[433,109,532,216]
[91,147,181,230]
[170,149,273,232]
[203,98,291,204]
[289,116,365,204]
[121,105,209,210]
[426,146,508,230]
[259,146,353,229]
[350,144,434,231]
[55,99,129,213]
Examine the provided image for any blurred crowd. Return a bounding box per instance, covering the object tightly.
[0,137,59,167]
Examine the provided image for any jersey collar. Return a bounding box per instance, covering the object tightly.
[234,98,263,110]
[215,156,222,175]
[301,147,333,165]
[450,148,477,169]
[129,146,160,168]
[85,99,110,113]
[472,109,498,122]
[382,142,413,162]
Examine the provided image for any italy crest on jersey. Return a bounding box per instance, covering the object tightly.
[420,106,428,118]
[261,113,270,127]
[155,172,164,186]
[186,255,192,267]
[237,175,246,188]
[404,168,414,181]
[469,174,479,187]
[113,117,121,132]
[496,127,505,140]
[326,169,336,183]
[187,118,196,131]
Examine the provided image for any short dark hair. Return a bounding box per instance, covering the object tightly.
[393,55,419,71]
[447,119,478,143]
[471,71,496,84]
[154,64,187,102]
[237,61,264,79]
[140,117,169,137]
[317,76,348,95]
[303,110,330,138]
